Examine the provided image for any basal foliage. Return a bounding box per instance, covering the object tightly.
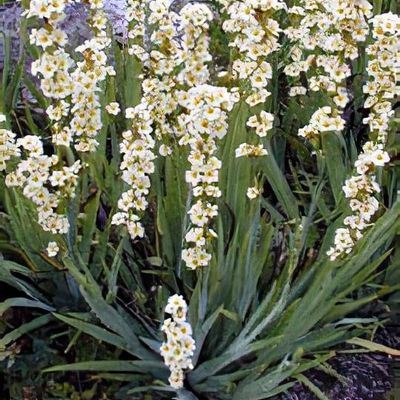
[0,0,400,398]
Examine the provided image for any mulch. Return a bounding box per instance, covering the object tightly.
[281,329,399,400]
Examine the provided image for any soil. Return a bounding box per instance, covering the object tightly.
[281,329,400,400]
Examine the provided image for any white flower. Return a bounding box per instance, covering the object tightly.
[159,144,172,156]
[169,367,184,389]
[165,294,188,322]
[235,143,268,158]
[247,186,260,199]
[289,86,307,96]
[371,150,390,166]
[185,228,206,246]
[182,247,212,270]
[127,220,145,239]
[46,241,59,257]
[105,102,121,115]
[125,108,136,119]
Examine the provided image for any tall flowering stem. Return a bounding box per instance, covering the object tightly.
[70,0,114,152]
[112,0,181,239]
[327,13,400,260]
[11,0,83,241]
[221,0,286,156]
[112,1,225,258]
[179,85,237,270]
[28,0,75,145]
[28,0,113,151]
[285,0,372,141]
[177,4,213,87]
[5,135,81,236]
[175,4,235,269]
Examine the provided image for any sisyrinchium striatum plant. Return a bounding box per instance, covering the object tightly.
[0,0,400,398]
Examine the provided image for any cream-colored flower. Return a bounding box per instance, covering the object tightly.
[247,186,260,199]
[105,102,121,116]
[46,241,59,257]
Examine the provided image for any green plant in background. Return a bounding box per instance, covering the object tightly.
[0,0,400,399]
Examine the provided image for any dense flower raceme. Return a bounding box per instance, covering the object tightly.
[221,0,284,107]
[177,3,213,87]
[111,104,156,239]
[220,0,286,157]
[111,0,180,240]
[178,85,238,269]
[15,0,109,250]
[28,0,114,152]
[175,5,230,269]
[27,0,75,118]
[113,1,223,267]
[68,0,114,153]
[5,133,81,239]
[286,0,372,141]
[28,0,75,146]
[327,12,400,260]
[1,111,79,254]
[160,295,195,389]
[219,0,286,201]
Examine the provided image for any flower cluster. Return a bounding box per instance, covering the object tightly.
[235,143,268,158]
[113,1,217,243]
[0,114,19,172]
[144,0,184,140]
[221,0,285,154]
[0,115,78,243]
[69,1,113,152]
[246,110,275,138]
[112,0,180,239]
[327,13,400,260]
[298,106,345,141]
[160,294,195,389]
[5,1,131,53]
[285,0,372,83]
[5,135,81,235]
[23,0,109,238]
[178,85,237,269]
[363,13,400,143]
[25,0,70,20]
[111,106,155,239]
[286,0,372,140]
[28,0,75,146]
[177,3,213,87]
[126,0,146,61]
[28,0,113,152]
[112,0,171,238]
